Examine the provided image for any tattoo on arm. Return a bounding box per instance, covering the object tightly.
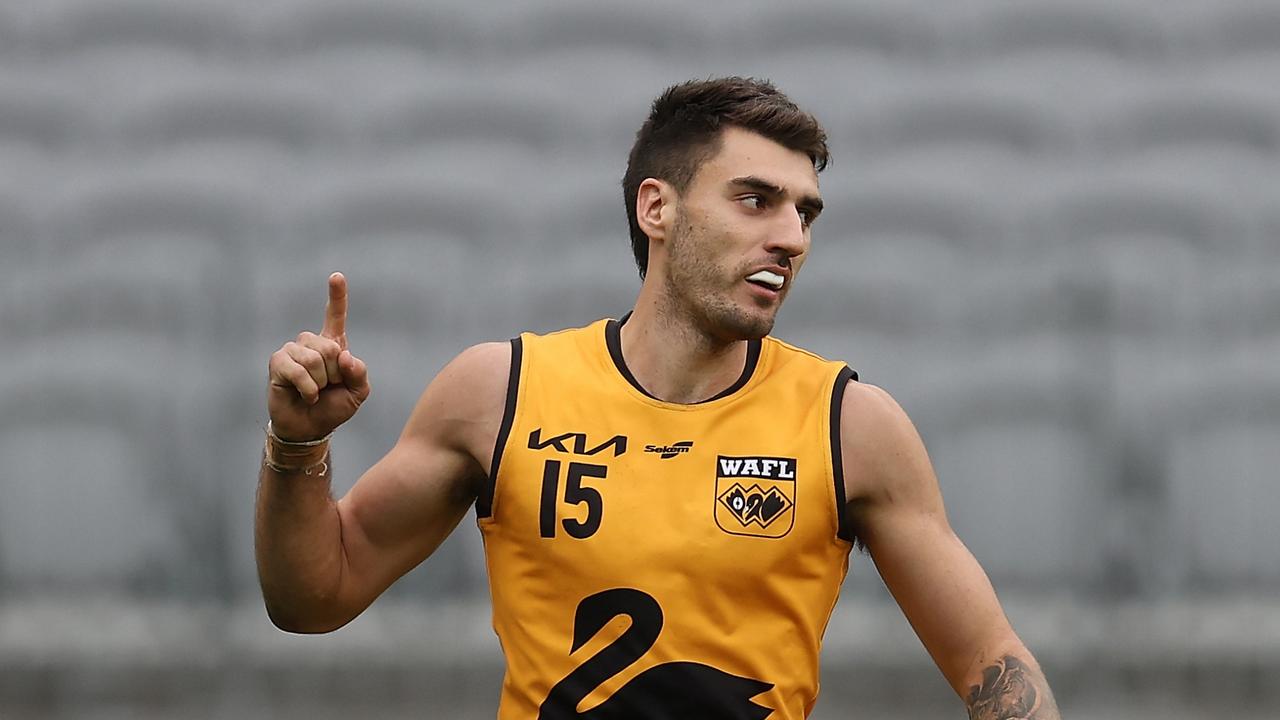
[965,655,1061,720]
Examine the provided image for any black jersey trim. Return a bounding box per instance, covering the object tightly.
[830,365,859,544]
[605,313,762,404]
[707,338,762,402]
[478,336,522,519]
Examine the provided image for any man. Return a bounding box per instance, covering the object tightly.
[256,77,1061,719]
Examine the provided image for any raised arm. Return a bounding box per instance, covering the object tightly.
[840,381,1061,719]
[255,272,510,633]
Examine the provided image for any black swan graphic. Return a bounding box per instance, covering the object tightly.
[538,588,774,719]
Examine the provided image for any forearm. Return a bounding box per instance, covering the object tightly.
[254,437,351,633]
[963,647,1061,720]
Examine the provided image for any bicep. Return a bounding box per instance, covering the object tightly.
[332,342,510,612]
[335,434,479,607]
[843,383,1017,695]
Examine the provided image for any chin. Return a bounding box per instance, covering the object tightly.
[708,304,776,341]
[662,272,779,342]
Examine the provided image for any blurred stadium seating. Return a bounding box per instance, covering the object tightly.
[2,1,1278,718]
[963,2,1171,62]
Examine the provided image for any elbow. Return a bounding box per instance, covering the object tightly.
[262,594,353,635]
[256,558,358,634]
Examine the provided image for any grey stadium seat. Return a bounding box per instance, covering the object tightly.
[1027,176,1251,338]
[729,1,943,62]
[35,0,252,59]
[258,234,472,344]
[0,192,40,263]
[912,335,1109,590]
[509,242,639,338]
[261,0,482,61]
[821,178,1012,253]
[0,77,87,154]
[961,1,1169,62]
[526,171,630,252]
[1262,205,1280,259]
[782,178,1016,336]
[0,337,225,596]
[1093,233,1204,339]
[266,154,529,346]
[51,164,263,254]
[1034,177,1244,256]
[112,79,340,156]
[39,165,264,341]
[1179,2,1280,59]
[780,234,957,338]
[1165,418,1280,590]
[0,5,28,61]
[1139,343,1280,590]
[1092,89,1280,159]
[361,80,591,155]
[857,89,1072,161]
[285,160,508,255]
[1195,258,1280,342]
[8,235,231,343]
[493,0,714,61]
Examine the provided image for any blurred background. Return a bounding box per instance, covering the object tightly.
[1,0,1278,717]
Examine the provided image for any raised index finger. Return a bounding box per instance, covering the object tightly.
[322,271,348,346]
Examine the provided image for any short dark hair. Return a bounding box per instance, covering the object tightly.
[622,76,830,278]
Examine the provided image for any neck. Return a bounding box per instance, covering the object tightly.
[619,286,752,405]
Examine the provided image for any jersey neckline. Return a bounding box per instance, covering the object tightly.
[603,313,763,406]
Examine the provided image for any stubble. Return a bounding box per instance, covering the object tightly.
[661,207,776,344]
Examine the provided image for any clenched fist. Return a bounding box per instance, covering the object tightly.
[267,272,371,442]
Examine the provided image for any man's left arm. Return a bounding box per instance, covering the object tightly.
[840,381,1062,719]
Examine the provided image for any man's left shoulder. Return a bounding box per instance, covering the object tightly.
[839,381,907,427]
[838,380,934,496]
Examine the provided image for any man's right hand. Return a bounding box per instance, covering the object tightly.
[267,272,372,442]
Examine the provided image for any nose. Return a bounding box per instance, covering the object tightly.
[763,207,809,260]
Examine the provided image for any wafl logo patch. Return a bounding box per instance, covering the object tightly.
[714,455,797,538]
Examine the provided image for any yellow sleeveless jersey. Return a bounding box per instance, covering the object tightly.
[476,317,859,719]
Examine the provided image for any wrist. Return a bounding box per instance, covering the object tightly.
[264,421,332,476]
[267,420,332,446]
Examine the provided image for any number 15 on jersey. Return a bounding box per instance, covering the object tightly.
[540,460,607,539]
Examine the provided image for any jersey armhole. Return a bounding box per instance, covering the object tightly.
[476,335,523,519]
[829,365,859,544]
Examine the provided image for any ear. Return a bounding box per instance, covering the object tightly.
[635,178,675,243]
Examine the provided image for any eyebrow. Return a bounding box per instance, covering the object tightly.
[729,175,824,216]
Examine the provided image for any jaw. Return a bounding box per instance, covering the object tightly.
[651,229,787,342]
[649,271,777,345]
[694,281,783,342]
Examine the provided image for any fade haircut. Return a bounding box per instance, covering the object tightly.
[622,76,830,278]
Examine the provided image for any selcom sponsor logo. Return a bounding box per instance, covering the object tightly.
[644,441,694,459]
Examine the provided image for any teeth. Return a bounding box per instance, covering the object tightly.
[747,270,784,289]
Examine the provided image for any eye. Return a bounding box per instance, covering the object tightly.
[740,194,765,210]
[798,209,813,227]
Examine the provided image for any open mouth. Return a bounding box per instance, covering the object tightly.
[746,269,785,292]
